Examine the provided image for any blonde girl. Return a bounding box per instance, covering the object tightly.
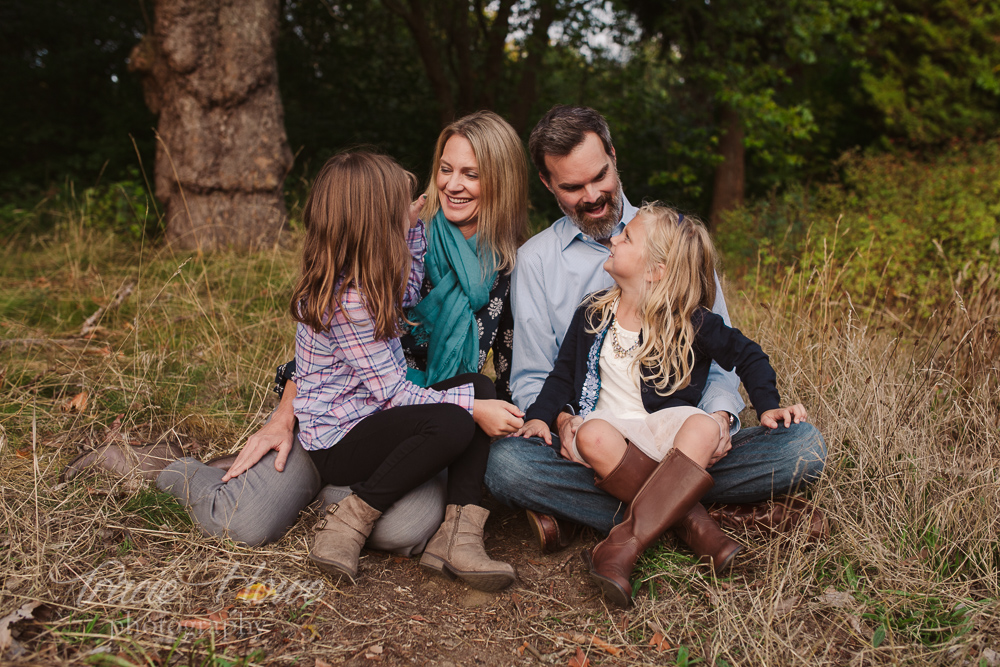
[225,152,523,590]
[515,203,806,606]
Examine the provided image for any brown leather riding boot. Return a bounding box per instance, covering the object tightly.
[582,448,714,607]
[708,496,829,542]
[596,442,741,573]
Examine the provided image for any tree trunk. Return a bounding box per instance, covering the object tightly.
[129,0,293,250]
[709,103,745,233]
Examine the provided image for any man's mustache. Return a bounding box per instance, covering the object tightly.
[575,193,611,216]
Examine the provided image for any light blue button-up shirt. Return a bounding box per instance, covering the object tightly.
[509,195,745,431]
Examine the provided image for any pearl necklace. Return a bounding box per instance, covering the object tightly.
[610,317,640,359]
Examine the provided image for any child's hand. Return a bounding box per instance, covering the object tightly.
[760,404,808,429]
[473,399,524,438]
[408,194,427,229]
[513,419,552,444]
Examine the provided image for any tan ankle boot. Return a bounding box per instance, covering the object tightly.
[420,504,516,592]
[310,494,382,582]
[61,442,183,483]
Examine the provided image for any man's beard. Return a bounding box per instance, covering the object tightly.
[563,183,624,240]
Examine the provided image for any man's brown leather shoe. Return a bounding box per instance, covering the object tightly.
[707,496,829,542]
[525,510,572,554]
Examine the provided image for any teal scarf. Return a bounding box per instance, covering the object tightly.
[407,210,497,387]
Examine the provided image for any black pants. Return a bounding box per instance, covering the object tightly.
[308,373,494,512]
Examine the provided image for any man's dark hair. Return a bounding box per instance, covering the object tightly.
[528,105,615,181]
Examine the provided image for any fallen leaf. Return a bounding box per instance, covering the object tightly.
[302,624,320,641]
[236,582,275,604]
[0,601,41,653]
[846,613,871,637]
[364,644,383,660]
[568,647,590,667]
[207,610,229,626]
[556,632,621,657]
[409,615,427,622]
[649,632,671,652]
[816,587,854,609]
[774,596,802,616]
[315,659,333,667]
[14,448,30,459]
[517,641,528,656]
[62,391,88,413]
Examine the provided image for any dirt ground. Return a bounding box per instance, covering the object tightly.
[6,455,698,667]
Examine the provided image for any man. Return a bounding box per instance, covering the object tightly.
[484,105,827,552]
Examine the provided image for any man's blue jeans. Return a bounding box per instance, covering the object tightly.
[485,422,827,535]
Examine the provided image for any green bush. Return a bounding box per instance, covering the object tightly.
[717,140,1000,318]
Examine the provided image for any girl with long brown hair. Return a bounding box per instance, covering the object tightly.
[232,151,523,589]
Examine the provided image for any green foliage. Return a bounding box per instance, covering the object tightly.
[121,487,193,530]
[716,140,1000,316]
[849,0,1000,144]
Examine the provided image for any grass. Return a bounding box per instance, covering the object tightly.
[1,171,999,665]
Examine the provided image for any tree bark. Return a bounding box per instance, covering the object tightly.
[709,103,745,233]
[129,0,293,250]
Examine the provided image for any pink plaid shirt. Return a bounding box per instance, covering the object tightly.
[293,222,475,451]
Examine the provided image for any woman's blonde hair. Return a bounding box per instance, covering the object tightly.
[587,203,718,395]
[422,110,528,274]
[291,151,417,340]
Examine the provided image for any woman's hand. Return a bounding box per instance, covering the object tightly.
[472,399,525,438]
[222,385,297,482]
[513,418,552,444]
[760,404,808,429]
[408,194,427,229]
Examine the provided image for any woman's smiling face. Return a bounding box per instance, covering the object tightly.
[436,134,481,237]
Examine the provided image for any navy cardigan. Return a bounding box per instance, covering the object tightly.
[524,296,781,427]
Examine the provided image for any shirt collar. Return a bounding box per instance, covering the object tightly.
[554,193,637,251]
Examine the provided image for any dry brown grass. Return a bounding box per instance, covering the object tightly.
[2,204,999,665]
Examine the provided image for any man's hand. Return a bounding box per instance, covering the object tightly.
[707,410,733,468]
[222,382,297,482]
[472,399,525,438]
[760,404,808,429]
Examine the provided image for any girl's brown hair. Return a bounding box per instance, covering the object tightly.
[421,110,528,274]
[290,152,417,340]
[588,203,718,395]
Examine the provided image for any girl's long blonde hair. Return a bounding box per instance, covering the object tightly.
[421,110,528,274]
[291,151,417,340]
[587,203,718,395]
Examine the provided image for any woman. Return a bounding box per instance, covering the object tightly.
[66,112,530,558]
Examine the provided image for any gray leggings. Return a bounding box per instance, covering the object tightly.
[156,436,446,556]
